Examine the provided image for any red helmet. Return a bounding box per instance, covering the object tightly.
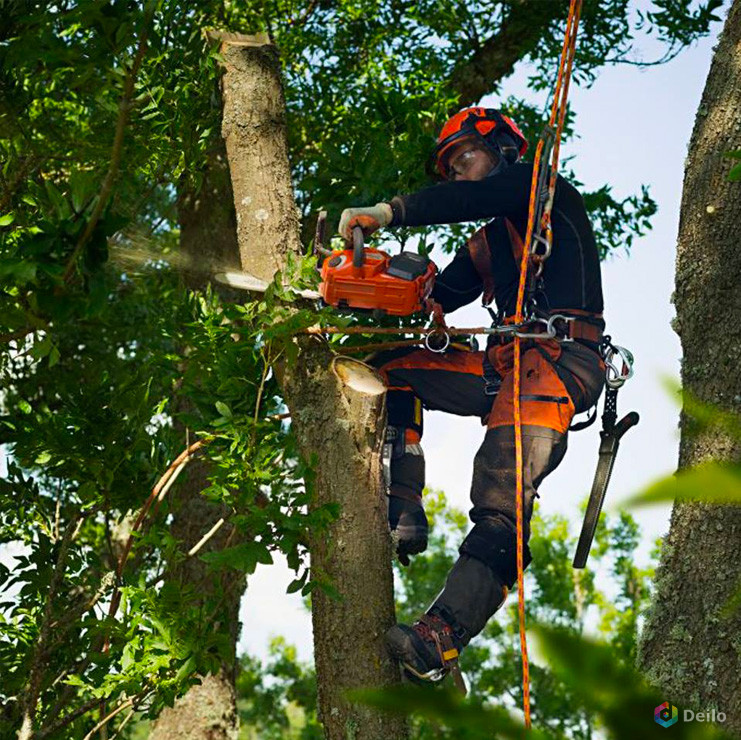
[431,107,528,179]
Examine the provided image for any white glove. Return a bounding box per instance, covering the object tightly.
[338,203,393,241]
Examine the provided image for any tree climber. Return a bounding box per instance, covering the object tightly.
[338,107,607,685]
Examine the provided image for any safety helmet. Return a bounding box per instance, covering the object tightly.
[431,107,528,180]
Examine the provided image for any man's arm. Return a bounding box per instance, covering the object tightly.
[388,163,532,227]
[337,163,534,240]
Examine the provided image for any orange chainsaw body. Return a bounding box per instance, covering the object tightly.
[319,248,437,316]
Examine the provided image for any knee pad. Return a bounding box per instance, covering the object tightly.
[387,390,423,439]
[459,519,532,589]
[384,426,425,495]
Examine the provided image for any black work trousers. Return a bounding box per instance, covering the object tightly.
[373,339,605,640]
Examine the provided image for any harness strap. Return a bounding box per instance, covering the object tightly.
[466,226,496,305]
[418,613,468,695]
[468,218,536,308]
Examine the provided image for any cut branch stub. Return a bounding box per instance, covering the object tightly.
[332,356,386,396]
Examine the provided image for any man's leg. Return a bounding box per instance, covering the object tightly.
[432,340,604,641]
[388,340,604,680]
[372,347,492,564]
[432,424,567,641]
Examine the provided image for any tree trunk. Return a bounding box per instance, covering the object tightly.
[149,140,244,740]
[214,32,408,740]
[637,1,741,731]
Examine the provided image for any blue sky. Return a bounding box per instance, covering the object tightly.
[239,8,728,663]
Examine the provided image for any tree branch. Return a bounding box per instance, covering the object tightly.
[103,439,207,633]
[81,696,138,740]
[36,697,102,739]
[448,0,568,108]
[187,517,226,557]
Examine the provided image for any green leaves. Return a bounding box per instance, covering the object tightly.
[532,623,734,739]
[351,685,553,740]
[201,541,274,575]
[724,150,741,182]
[623,462,741,508]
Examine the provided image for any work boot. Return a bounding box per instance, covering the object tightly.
[388,491,428,565]
[386,606,468,693]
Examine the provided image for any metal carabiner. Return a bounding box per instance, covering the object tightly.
[531,233,552,261]
[603,343,634,389]
[424,328,450,354]
[513,318,556,340]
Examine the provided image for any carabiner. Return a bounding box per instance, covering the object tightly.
[531,233,552,261]
[603,343,634,389]
[513,318,556,340]
[425,329,450,353]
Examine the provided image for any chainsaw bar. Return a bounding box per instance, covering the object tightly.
[215,270,321,300]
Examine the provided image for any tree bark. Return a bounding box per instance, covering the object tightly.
[637,1,741,732]
[149,139,244,740]
[215,33,407,740]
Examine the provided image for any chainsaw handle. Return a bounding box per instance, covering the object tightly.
[352,226,365,268]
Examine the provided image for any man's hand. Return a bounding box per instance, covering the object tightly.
[338,203,393,241]
[388,494,429,566]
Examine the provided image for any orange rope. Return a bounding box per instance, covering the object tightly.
[513,0,582,728]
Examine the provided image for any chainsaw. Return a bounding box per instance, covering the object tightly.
[315,211,437,316]
[216,211,437,318]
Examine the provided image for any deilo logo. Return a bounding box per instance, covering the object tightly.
[655,702,678,728]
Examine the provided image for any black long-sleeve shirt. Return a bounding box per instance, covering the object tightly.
[387,162,604,317]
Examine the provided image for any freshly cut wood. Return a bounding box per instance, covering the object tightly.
[332,356,387,396]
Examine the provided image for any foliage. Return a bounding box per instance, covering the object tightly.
[0,0,722,736]
[725,150,741,181]
[236,638,323,740]
[0,270,332,737]
[623,380,741,507]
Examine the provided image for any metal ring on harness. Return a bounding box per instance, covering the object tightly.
[425,328,450,353]
[545,313,575,341]
[603,344,634,389]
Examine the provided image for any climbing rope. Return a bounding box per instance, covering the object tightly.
[513,0,583,727]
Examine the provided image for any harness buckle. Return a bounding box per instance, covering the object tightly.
[546,313,576,342]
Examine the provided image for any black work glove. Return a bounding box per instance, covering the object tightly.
[388,494,429,566]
